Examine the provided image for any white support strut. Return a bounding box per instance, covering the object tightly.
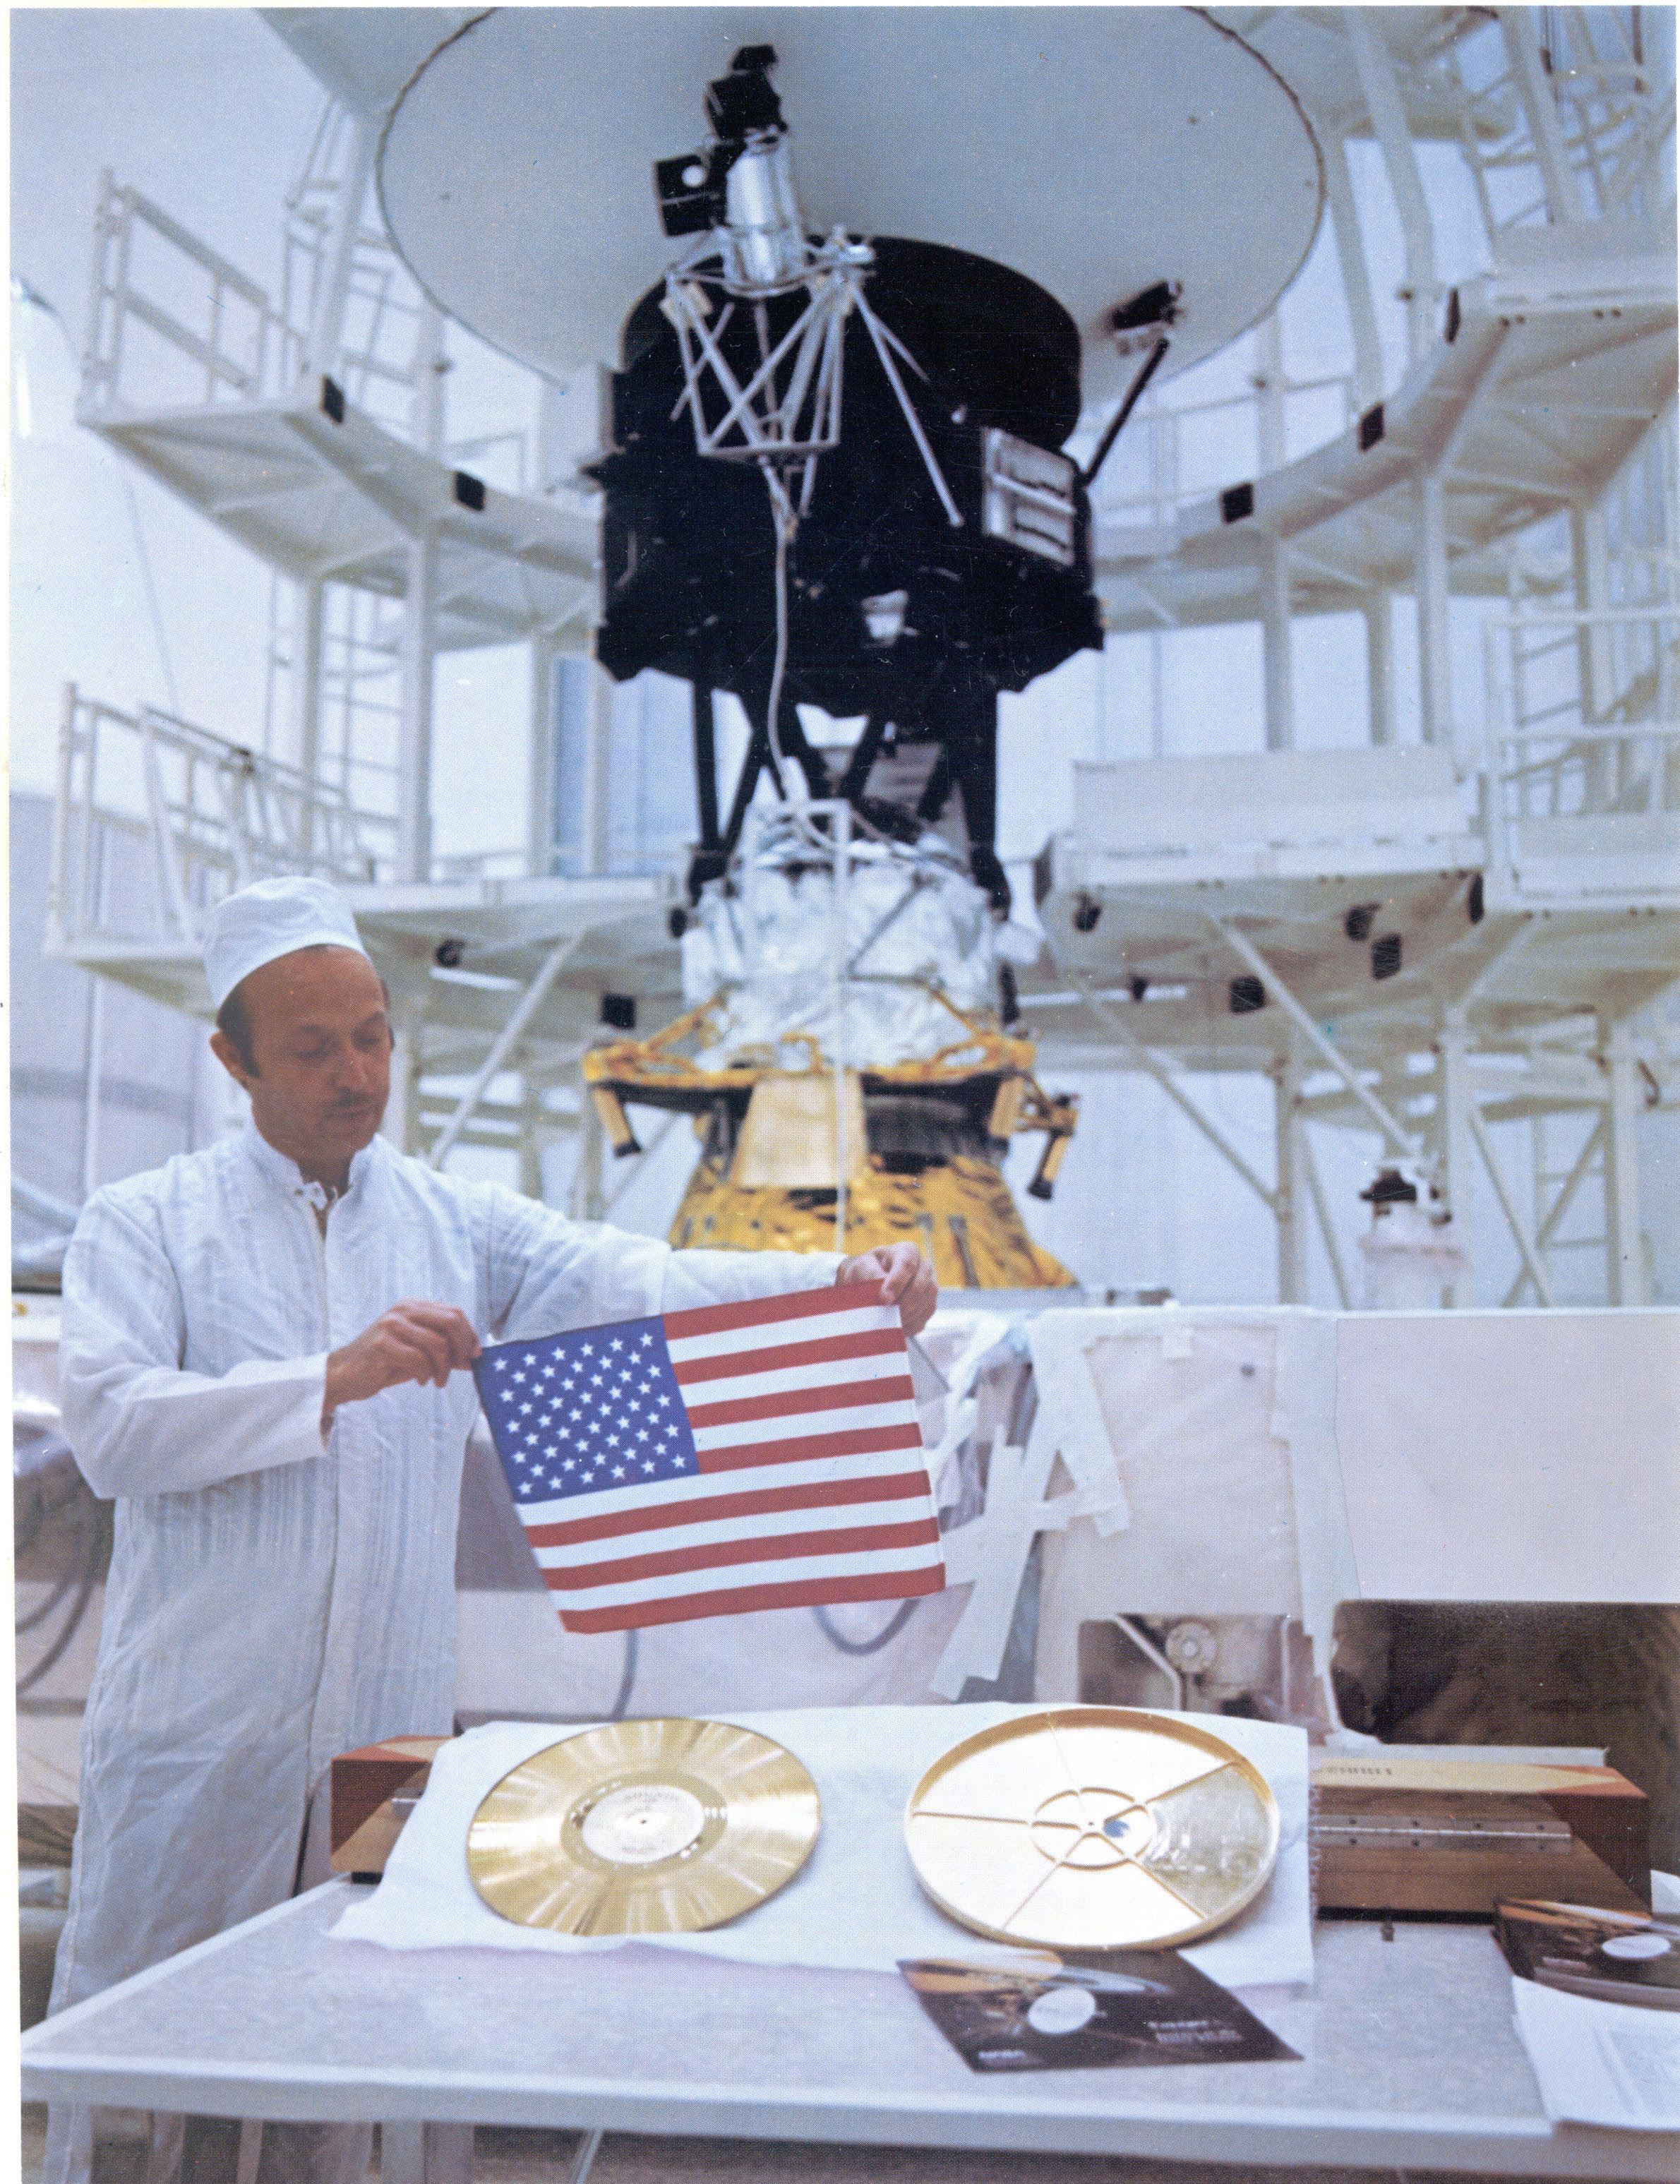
[1073,978,1278,1211]
[1204,916,1417,1157]
[428,933,584,1170]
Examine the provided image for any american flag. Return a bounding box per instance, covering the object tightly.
[474,1282,945,1633]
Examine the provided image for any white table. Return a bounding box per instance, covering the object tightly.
[20,1882,1679,2183]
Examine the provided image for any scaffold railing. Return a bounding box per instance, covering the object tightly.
[1482,604,1680,903]
[46,685,392,956]
[79,170,306,416]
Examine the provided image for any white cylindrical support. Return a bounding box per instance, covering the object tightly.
[1345,8,1438,364]
[1415,472,1453,752]
[1273,1047,1310,1304]
[292,580,325,861]
[1364,591,1395,747]
[1322,131,1385,412]
[578,659,613,877]
[305,120,375,380]
[1602,1020,1648,1306]
[1261,534,1295,752]
[1300,1125,1353,1309]
[1436,1008,1476,1307]
[1253,317,1294,751]
[517,1083,546,1201]
[47,681,78,951]
[413,305,448,458]
[397,534,437,883]
[1571,506,1616,809]
[1254,314,1288,476]
[527,637,557,876]
[382,989,426,1157]
[1504,11,1588,222]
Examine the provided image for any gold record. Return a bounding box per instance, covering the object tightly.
[904,1708,1280,1951]
[466,1717,820,1936]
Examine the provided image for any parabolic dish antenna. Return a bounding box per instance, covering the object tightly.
[377,8,1324,402]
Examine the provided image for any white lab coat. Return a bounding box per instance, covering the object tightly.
[49,1122,838,2026]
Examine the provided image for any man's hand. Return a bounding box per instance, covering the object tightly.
[323,1300,482,1417]
[835,1242,937,1338]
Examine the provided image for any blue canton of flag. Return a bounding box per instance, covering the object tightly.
[477,1319,695,1504]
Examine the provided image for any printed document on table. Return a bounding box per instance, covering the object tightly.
[1511,1976,1680,2129]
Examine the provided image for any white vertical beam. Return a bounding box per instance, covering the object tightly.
[413,306,448,458]
[1436,1007,1476,1307]
[1364,590,1395,746]
[47,680,78,951]
[1261,536,1295,751]
[382,990,425,1157]
[1300,1124,1354,1309]
[292,580,324,860]
[1602,1019,1647,1304]
[1322,131,1386,409]
[1571,505,1616,808]
[397,535,436,883]
[1415,472,1453,752]
[518,1084,546,1201]
[305,120,374,378]
[1504,11,1588,222]
[1273,1045,1310,1304]
[527,638,557,875]
[1344,9,1438,363]
[579,660,613,875]
[1252,320,1295,750]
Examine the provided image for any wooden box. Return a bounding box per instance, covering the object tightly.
[1311,1750,1648,1917]
[329,1734,450,1878]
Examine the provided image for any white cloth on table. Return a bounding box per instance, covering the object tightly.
[330,1703,1314,1989]
[47,1120,837,2183]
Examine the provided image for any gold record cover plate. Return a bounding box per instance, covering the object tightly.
[466,1717,820,1936]
[904,1708,1280,1951]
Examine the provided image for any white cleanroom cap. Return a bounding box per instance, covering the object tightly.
[203,875,371,1009]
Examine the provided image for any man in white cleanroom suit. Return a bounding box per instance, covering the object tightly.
[47,875,935,2184]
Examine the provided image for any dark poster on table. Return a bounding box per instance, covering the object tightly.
[899,1954,1300,2074]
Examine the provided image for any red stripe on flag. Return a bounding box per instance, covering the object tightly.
[557,1560,946,1633]
[671,1326,904,1386]
[542,1515,942,1592]
[523,1469,933,1547]
[661,1280,886,1342]
[683,1374,916,1431]
[697,1421,925,1474]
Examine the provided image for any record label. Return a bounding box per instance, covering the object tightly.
[467,1717,821,1936]
[580,1782,707,1865]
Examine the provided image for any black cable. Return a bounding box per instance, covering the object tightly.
[1079,335,1171,493]
[812,1599,920,1655]
[16,1566,80,1636]
[606,1628,640,1720]
[16,1564,98,1696]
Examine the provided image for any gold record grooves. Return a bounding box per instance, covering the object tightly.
[467,1717,820,1936]
[904,1707,1280,1951]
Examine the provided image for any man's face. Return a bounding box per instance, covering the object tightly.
[212,947,392,1182]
